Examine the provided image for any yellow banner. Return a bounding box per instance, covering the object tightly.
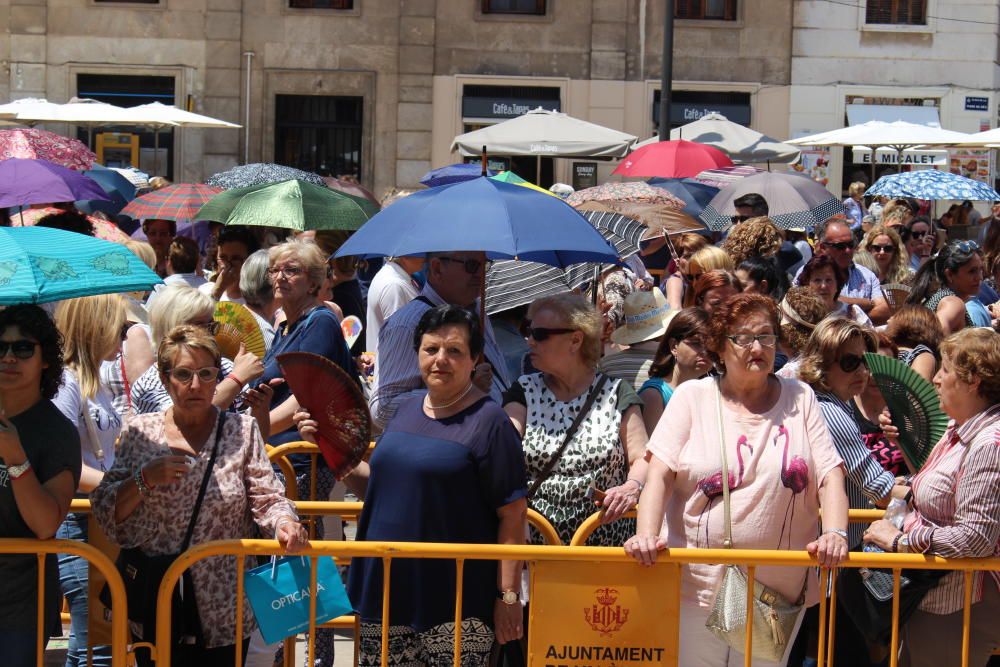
[528,561,680,667]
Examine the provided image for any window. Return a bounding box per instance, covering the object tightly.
[865,0,926,25]
[275,95,363,179]
[675,0,736,20]
[481,0,545,15]
[288,0,351,7]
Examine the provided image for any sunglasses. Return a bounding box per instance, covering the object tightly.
[731,215,750,224]
[520,322,576,342]
[823,240,856,251]
[168,366,220,384]
[838,354,867,373]
[0,340,38,360]
[869,244,895,254]
[437,256,492,274]
[906,230,927,240]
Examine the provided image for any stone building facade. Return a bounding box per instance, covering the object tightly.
[0,0,794,192]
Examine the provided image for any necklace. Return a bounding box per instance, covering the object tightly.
[424,382,475,410]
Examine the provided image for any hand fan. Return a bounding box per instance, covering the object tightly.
[863,353,948,473]
[340,315,363,349]
[214,302,266,359]
[879,283,911,311]
[276,352,371,479]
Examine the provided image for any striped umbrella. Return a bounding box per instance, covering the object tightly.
[121,183,222,221]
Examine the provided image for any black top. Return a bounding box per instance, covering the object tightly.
[332,279,366,356]
[0,399,82,633]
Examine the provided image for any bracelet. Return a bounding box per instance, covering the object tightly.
[891,533,902,553]
[134,468,151,496]
[225,373,245,387]
[823,528,848,541]
[626,478,644,493]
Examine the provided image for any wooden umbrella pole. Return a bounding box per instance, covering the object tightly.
[481,146,487,176]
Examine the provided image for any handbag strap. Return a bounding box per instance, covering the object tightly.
[527,374,610,500]
[715,378,734,549]
[180,412,226,552]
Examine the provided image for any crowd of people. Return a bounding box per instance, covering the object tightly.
[0,187,998,667]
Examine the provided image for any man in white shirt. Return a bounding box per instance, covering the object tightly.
[365,256,424,354]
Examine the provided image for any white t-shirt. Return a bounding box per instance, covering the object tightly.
[198,281,247,305]
[366,261,419,353]
[52,368,121,473]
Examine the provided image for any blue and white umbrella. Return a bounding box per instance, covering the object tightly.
[866,170,1000,202]
[700,171,845,231]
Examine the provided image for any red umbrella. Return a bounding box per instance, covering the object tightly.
[121,183,222,221]
[0,128,96,171]
[612,139,732,179]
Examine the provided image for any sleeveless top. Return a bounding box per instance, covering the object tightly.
[898,344,934,368]
[639,377,674,407]
[924,287,974,327]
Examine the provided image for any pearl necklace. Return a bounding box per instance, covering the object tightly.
[424,382,475,410]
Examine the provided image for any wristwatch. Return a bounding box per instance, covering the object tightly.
[898,533,910,553]
[7,460,31,481]
[497,589,520,605]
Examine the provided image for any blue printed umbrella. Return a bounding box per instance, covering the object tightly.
[647,177,720,217]
[866,170,1000,202]
[0,227,163,305]
[420,163,495,187]
[334,177,619,267]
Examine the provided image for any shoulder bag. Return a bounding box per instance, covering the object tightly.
[100,412,226,644]
[705,378,804,662]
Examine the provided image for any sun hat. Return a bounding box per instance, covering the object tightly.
[610,289,677,346]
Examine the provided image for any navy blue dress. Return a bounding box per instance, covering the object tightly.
[347,395,527,631]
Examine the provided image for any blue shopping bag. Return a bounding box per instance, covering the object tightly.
[244,556,354,644]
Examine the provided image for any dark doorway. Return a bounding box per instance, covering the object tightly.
[274,95,364,181]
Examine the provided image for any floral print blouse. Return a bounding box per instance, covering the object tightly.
[90,411,296,648]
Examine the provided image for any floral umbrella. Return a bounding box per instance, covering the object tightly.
[565,181,685,207]
[0,128,96,171]
[9,207,131,243]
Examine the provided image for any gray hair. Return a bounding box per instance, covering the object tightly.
[240,249,274,307]
[815,217,850,242]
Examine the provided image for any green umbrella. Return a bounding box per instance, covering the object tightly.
[489,170,529,184]
[195,178,379,231]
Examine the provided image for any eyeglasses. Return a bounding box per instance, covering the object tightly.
[437,256,492,274]
[268,266,304,279]
[822,240,856,251]
[726,333,778,348]
[869,244,895,254]
[520,322,576,342]
[167,366,220,384]
[731,215,750,225]
[0,340,38,360]
[838,354,867,374]
[955,240,980,253]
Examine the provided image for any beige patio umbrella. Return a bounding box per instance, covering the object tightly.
[127,102,241,175]
[635,112,800,164]
[0,97,174,142]
[953,126,1000,148]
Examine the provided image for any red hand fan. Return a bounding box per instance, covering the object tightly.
[276,352,371,479]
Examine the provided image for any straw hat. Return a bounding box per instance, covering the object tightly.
[610,289,677,346]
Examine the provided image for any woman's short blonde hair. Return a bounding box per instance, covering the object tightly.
[148,285,215,344]
[939,328,1000,404]
[268,238,327,292]
[528,293,603,368]
[55,294,128,399]
[688,245,735,274]
[124,240,157,270]
[797,317,878,393]
[156,324,222,375]
[848,181,867,198]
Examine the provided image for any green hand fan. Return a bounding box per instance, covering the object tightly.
[863,353,948,473]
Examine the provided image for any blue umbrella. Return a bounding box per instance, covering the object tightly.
[0,158,110,209]
[647,177,720,217]
[866,170,1000,201]
[76,164,137,216]
[0,227,163,305]
[420,163,495,188]
[334,177,619,267]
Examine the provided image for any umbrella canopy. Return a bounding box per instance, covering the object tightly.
[9,206,131,243]
[0,128,97,171]
[489,170,554,196]
[196,179,379,231]
[485,261,610,315]
[647,177,720,217]
[691,165,765,188]
[121,183,222,221]
[111,167,150,189]
[788,120,970,149]
[334,177,619,267]
[0,226,163,305]
[866,170,1000,202]
[636,113,801,163]
[205,163,326,190]
[451,108,637,158]
[420,163,494,187]
[0,158,109,208]
[700,172,845,231]
[127,101,240,129]
[566,181,685,207]
[0,97,174,127]
[613,139,733,178]
[76,164,137,216]
[576,201,707,238]
[954,127,1000,148]
[322,176,379,205]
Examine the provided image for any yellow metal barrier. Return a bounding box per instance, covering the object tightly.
[266,441,377,503]
[0,538,130,667]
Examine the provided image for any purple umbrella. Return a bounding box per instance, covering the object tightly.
[0,158,110,208]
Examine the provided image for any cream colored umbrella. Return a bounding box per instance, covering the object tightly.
[128,102,240,175]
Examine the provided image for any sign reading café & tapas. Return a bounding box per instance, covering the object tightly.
[528,561,680,667]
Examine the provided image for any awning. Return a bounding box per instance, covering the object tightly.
[846,104,940,128]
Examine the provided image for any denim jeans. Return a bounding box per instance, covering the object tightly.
[57,513,113,667]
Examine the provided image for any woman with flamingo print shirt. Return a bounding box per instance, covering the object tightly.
[626,294,849,667]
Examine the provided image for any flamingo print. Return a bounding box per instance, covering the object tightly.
[774,424,809,548]
[696,436,753,547]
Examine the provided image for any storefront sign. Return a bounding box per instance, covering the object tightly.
[464,156,511,172]
[462,97,561,119]
[573,162,598,190]
[948,149,993,184]
[528,561,679,667]
[851,148,947,166]
[965,96,989,112]
[652,102,751,126]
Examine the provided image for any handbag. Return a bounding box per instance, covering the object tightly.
[100,413,226,643]
[704,379,804,663]
[244,555,353,645]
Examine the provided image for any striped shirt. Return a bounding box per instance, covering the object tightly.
[368,284,511,429]
[815,391,895,547]
[598,348,656,392]
[131,357,236,415]
[905,404,1000,614]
